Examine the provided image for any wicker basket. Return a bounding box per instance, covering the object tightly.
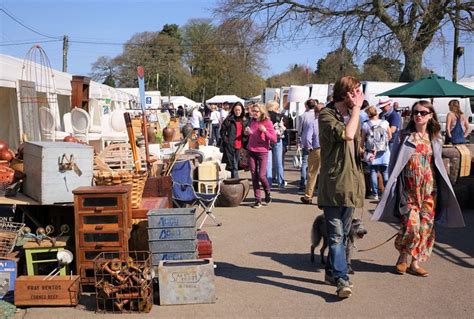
[10,158,24,173]
[94,171,147,209]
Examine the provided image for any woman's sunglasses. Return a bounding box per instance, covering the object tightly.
[412,110,432,116]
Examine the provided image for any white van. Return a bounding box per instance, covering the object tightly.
[362,81,473,132]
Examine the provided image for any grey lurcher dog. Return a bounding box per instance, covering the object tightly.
[310,215,368,274]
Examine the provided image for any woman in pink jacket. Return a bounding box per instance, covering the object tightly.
[245,103,277,208]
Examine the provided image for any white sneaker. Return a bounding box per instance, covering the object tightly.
[367,194,379,200]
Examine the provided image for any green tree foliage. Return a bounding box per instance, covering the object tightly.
[314,48,359,83]
[361,54,402,82]
[89,56,118,86]
[266,64,312,87]
[90,20,265,100]
[102,74,116,87]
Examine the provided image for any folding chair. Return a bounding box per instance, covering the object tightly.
[171,160,223,230]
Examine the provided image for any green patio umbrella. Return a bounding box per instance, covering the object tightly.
[378,74,474,98]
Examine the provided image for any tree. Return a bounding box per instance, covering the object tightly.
[266,64,312,87]
[89,56,119,86]
[315,47,359,83]
[102,74,116,87]
[112,28,193,96]
[361,54,402,81]
[215,0,474,81]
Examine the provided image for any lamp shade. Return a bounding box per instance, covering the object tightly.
[288,85,310,103]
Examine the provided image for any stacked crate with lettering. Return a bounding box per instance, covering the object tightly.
[147,208,197,266]
[73,186,132,287]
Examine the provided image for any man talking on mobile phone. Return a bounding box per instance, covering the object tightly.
[317,76,365,299]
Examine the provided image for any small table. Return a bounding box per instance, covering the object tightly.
[23,236,69,276]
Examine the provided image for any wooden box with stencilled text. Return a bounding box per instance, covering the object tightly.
[14,275,80,306]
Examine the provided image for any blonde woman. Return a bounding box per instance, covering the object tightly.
[361,105,392,200]
[245,103,277,208]
[446,99,471,144]
[265,100,287,188]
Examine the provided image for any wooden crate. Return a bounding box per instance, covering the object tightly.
[14,275,80,306]
[23,141,94,204]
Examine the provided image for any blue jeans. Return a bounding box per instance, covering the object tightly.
[370,165,388,196]
[210,124,220,146]
[300,148,310,188]
[266,140,285,187]
[323,206,354,281]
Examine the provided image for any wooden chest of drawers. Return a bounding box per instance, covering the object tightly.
[73,186,132,287]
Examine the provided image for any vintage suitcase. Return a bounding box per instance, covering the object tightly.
[197,230,212,259]
[23,141,93,204]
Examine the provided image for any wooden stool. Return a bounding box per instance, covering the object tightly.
[23,237,69,276]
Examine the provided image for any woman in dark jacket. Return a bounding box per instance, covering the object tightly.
[220,102,249,178]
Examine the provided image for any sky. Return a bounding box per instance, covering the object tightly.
[1,0,473,83]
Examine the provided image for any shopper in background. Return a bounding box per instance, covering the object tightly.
[209,104,221,146]
[300,102,323,204]
[445,99,471,144]
[190,106,203,136]
[245,103,277,209]
[220,102,249,178]
[361,106,392,200]
[297,99,317,190]
[265,100,287,189]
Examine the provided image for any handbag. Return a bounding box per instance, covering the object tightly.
[292,148,302,168]
[238,148,250,170]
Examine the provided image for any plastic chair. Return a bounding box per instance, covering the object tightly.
[38,106,68,141]
[171,160,223,230]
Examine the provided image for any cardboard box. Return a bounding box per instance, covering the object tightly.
[14,275,80,306]
[23,142,93,204]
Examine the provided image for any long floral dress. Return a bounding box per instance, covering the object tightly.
[395,134,436,262]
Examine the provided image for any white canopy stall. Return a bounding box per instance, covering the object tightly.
[0,54,72,148]
[206,95,245,105]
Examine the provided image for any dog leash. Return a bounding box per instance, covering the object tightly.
[357,232,398,252]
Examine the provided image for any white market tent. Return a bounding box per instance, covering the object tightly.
[459,75,474,89]
[206,95,245,104]
[162,96,200,108]
[0,53,139,148]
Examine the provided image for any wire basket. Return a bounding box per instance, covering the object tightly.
[94,251,153,313]
[94,171,147,209]
[0,221,25,257]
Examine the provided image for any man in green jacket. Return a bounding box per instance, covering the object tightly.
[318,76,365,299]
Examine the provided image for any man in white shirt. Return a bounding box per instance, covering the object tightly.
[189,106,203,136]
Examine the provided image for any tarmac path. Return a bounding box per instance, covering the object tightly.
[13,162,474,318]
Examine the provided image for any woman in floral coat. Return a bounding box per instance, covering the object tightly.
[372,100,465,277]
